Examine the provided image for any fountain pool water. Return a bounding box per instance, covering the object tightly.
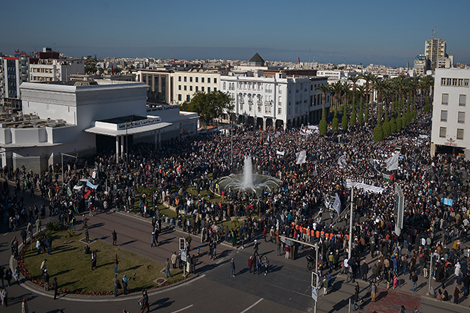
[217,156,281,194]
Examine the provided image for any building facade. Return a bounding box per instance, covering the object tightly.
[173,69,220,104]
[135,69,173,104]
[0,81,197,173]
[431,68,470,158]
[30,59,84,82]
[2,55,30,107]
[220,71,329,129]
[425,38,449,70]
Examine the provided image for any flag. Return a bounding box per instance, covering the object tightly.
[338,155,346,169]
[385,153,399,171]
[67,186,72,197]
[333,193,341,215]
[296,150,307,165]
[298,56,300,64]
[383,172,393,182]
[111,64,115,75]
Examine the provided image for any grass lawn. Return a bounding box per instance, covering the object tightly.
[22,230,184,294]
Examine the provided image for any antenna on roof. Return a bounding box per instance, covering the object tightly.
[431,28,434,39]
[435,25,438,38]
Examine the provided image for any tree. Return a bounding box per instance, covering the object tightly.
[342,105,348,131]
[85,55,98,74]
[180,91,233,125]
[332,110,339,132]
[314,84,330,136]
[390,117,396,133]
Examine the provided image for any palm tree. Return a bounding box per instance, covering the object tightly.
[373,78,388,122]
[348,76,360,109]
[361,74,376,104]
[314,84,331,135]
[332,81,343,111]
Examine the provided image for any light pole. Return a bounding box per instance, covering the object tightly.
[61,152,77,191]
[230,115,233,167]
[348,186,353,260]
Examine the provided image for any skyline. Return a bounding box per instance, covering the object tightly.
[1,0,469,67]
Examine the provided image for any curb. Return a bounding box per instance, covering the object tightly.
[10,230,204,302]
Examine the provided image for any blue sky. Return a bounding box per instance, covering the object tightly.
[1,0,469,66]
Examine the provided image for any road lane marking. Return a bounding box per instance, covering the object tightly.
[240,298,263,313]
[170,304,193,313]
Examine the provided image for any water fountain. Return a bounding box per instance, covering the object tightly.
[217,156,281,194]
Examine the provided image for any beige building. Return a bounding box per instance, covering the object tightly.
[136,69,173,104]
[173,69,220,104]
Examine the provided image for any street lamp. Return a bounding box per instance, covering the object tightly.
[61,152,77,191]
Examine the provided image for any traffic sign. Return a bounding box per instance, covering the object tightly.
[180,250,187,262]
[312,287,318,302]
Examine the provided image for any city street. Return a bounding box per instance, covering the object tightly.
[0,206,468,313]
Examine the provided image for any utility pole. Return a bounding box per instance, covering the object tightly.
[348,186,353,260]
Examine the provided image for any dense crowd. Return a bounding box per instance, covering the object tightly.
[1,103,470,305]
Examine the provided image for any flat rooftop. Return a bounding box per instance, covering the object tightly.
[100,115,148,124]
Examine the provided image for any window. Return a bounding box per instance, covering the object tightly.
[457,129,464,140]
[278,107,282,114]
[453,79,458,86]
[196,86,198,92]
[440,110,447,122]
[184,86,187,91]
[440,127,446,138]
[178,85,181,90]
[201,77,205,83]
[208,78,211,83]
[458,111,465,123]
[184,77,187,82]
[187,95,190,101]
[201,87,204,92]
[190,86,193,91]
[178,94,182,101]
[214,88,217,92]
[214,78,217,83]
[208,87,211,92]
[178,76,181,82]
[442,93,448,105]
[196,77,198,83]
[223,82,226,90]
[190,77,192,82]
[460,95,466,106]
[465,79,469,87]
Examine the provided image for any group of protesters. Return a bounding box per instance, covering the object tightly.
[0,96,469,307]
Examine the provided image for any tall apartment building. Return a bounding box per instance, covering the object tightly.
[2,53,31,107]
[173,69,220,104]
[136,69,173,104]
[431,68,470,158]
[425,38,450,70]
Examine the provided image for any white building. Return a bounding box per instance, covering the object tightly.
[431,68,470,158]
[173,69,220,104]
[29,59,84,82]
[220,70,329,129]
[0,81,197,172]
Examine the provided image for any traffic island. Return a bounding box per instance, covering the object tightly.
[17,228,187,296]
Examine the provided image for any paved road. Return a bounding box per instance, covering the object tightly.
[0,205,469,312]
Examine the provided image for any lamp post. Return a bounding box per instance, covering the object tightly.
[61,153,77,191]
[349,185,353,260]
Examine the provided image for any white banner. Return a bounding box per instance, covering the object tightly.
[385,153,399,171]
[276,150,285,156]
[346,181,384,194]
[333,193,341,215]
[296,150,307,165]
[338,155,346,169]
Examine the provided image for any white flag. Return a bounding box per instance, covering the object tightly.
[333,193,341,215]
[385,153,399,171]
[296,150,307,165]
[337,155,346,169]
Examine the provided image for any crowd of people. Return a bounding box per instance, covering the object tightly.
[1,96,469,309]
